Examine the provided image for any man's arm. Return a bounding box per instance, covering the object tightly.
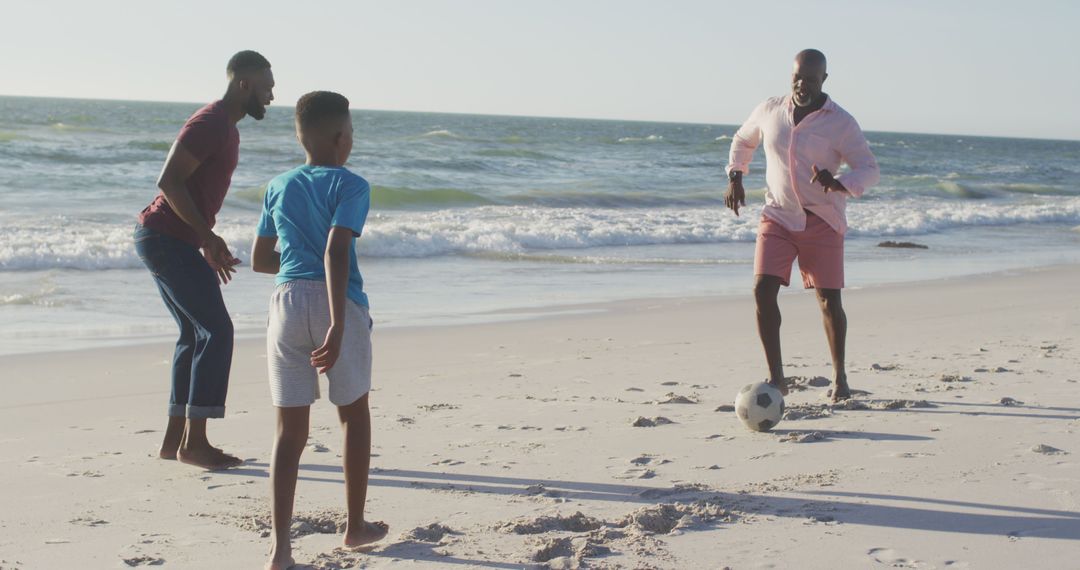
[833,121,880,198]
[725,102,765,216]
[251,236,280,274]
[310,226,353,374]
[156,141,236,266]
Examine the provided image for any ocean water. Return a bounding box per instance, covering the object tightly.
[1,95,1079,355]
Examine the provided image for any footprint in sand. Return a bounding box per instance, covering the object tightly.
[614,467,656,479]
[66,471,104,478]
[120,555,164,567]
[431,458,465,466]
[867,547,922,568]
[69,516,108,527]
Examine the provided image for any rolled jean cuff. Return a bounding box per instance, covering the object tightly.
[186,404,226,419]
[168,404,186,417]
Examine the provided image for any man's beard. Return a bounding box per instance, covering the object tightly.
[245,93,266,120]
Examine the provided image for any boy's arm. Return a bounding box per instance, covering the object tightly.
[251,235,280,274]
[311,226,353,374]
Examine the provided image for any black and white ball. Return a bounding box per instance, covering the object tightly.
[734,382,784,432]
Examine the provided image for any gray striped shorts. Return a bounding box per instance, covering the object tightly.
[267,279,372,407]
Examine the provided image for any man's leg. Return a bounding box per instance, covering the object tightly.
[157,285,195,460]
[266,405,309,570]
[754,275,787,394]
[816,288,850,402]
[151,238,239,469]
[338,394,388,548]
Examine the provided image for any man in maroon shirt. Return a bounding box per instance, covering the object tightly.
[134,50,274,470]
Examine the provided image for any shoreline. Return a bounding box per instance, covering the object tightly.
[3,260,1078,359]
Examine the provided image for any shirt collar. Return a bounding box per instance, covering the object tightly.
[787,94,836,113]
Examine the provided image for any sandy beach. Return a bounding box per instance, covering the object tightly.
[2,264,1078,569]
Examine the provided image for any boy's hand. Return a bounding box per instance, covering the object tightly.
[311,324,344,374]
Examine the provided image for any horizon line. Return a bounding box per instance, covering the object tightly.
[2,92,1077,144]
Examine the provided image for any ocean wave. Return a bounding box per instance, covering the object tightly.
[419,129,464,140]
[5,199,1080,270]
[617,135,664,143]
[474,148,567,161]
[126,140,172,152]
[373,186,494,208]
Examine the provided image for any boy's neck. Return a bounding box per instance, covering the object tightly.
[305,153,345,168]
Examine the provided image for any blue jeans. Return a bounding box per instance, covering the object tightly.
[134,224,232,419]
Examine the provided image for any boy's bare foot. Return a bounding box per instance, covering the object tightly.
[767,377,789,396]
[828,374,851,403]
[343,520,389,548]
[177,446,244,470]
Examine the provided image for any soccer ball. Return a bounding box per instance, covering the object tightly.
[734,382,784,432]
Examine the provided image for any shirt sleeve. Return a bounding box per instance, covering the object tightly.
[835,118,880,198]
[726,100,766,176]
[176,110,227,162]
[256,184,277,237]
[331,178,371,237]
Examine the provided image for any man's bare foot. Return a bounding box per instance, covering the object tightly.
[177,447,244,470]
[829,374,851,403]
[768,378,789,396]
[264,555,295,570]
[162,444,227,461]
[343,520,389,548]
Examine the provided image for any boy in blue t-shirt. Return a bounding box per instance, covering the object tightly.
[252,91,387,569]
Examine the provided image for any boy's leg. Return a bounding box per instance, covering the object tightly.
[816,288,850,402]
[267,405,309,570]
[337,394,388,547]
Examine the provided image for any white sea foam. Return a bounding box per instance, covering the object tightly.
[3,199,1080,270]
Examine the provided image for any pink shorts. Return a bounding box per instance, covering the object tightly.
[754,212,844,289]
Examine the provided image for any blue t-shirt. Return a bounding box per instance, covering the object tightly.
[256,165,371,307]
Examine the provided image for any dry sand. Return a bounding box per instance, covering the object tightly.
[1,265,1078,569]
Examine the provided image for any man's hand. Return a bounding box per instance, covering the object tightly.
[203,232,237,266]
[311,324,344,374]
[201,233,240,285]
[811,165,848,193]
[202,249,241,284]
[725,174,746,216]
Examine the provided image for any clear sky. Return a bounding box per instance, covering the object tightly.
[3,0,1078,139]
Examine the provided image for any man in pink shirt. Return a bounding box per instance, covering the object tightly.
[725,49,879,402]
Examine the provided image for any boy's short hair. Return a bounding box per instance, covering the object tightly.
[295,91,351,131]
[226,50,271,77]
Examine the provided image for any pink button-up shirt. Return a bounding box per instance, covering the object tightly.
[726,95,879,235]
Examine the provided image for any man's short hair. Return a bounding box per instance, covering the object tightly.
[795,49,827,69]
[295,91,351,131]
[227,50,271,77]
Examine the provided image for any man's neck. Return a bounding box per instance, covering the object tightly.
[221,91,247,125]
[793,93,828,125]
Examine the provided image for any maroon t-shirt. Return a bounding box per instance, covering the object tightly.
[138,100,240,247]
